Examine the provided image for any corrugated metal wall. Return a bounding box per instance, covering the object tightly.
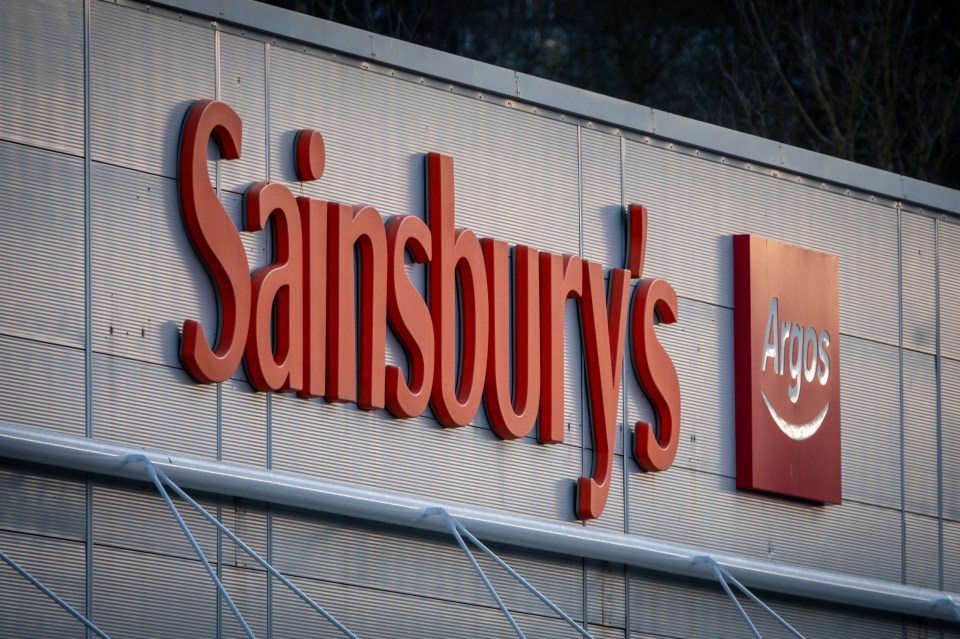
[0,0,957,636]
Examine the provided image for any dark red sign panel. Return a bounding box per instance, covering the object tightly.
[733,235,841,504]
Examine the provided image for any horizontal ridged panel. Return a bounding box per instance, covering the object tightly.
[901,212,936,354]
[586,560,625,629]
[581,128,623,268]
[0,530,86,639]
[221,378,268,467]
[0,462,85,541]
[221,565,268,639]
[903,350,938,516]
[628,564,905,639]
[0,336,85,435]
[271,569,583,639]
[89,161,270,371]
[626,297,734,477]
[0,141,85,346]
[627,465,901,582]
[219,33,267,193]
[272,508,583,619]
[946,520,960,592]
[92,354,217,457]
[0,0,83,155]
[268,45,580,256]
[840,336,901,509]
[92,481,217,561]
[271,397,581,521]
[942,358,960,521]
[905,512,940,590]
[625,141,900,346]
[940,220,960,361]
[90,1,214,177]
[93,545,216,639]
[585,451,625,533]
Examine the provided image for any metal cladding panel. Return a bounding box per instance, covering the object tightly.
[903,350,938,517]
[947,520,960,592]
[942,357,960,521]
[627,570,906,639]
[90,1,214,178]
[218,33,267,193]
[901,212,937,354]
[584,451,625,533]
[270,396,581,521]
[0,141,85,347]
[92,353,217,457]
[271,571,582,639]
[905,512,940,590]
[0,0,83,155]
[267,45,580,256]
[840,336,901,509]
[91,162,213,368]
[271,507,584,619]
[0,531,87,639]
[221,378,268,467]
[0,463,85,542]
[220,565,268,639]
[92,480,217,561]
[93,545,217,639]
[586,560,626,629]
[624,140,900,347]
[941,219,960,361]
[581,128,623,267]
[0,336,85,436]
[627,466,901,582]
[625,297,734,478]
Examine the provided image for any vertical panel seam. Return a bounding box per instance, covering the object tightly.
[264,40,274,639]
[935,216,944,594]
[83,1,94,637]
[898,208,906,593]
[620,133,631,639]
[214,23,223,639]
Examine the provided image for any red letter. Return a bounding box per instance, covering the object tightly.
[625,203,647,278]
[244,182,304,393]
[538,253,583,444]
[483,240,541,439]
[578,264,630,520]
[631,278,681,472]
[298,196,327,398]
[427,153,489,427]
[178,99,249,383]
[385,215,434,418]
[327,203,387,410]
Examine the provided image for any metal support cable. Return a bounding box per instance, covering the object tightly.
[428,509,596,639]
[708,560,763,639]
[138,457,258,639]
[718,566,806,639]
[0,549,112,639]
[138,459,361,639]
[437,510,527,639]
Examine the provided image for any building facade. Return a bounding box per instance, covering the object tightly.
[1,0,958,637]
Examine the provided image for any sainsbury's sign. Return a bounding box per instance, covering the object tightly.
[178,99,682,520]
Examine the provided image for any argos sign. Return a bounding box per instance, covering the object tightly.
[177,99,683,520]
[733,235,842,504]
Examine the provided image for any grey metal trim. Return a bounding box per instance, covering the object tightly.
[1,422,957,624]
[137,0,960,216]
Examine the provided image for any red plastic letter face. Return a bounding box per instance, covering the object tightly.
[298,196,328,398]
[385,215,435,418]
[631,278,681,472]
[577,264,630,520]
[427,153,489,428]
[244,182,304,393]
[178,99,250,383]
[327,203,388,410]
[483,241,541,439]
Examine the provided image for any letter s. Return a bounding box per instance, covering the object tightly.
[631,278,681,472]
[178,99,250,383]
